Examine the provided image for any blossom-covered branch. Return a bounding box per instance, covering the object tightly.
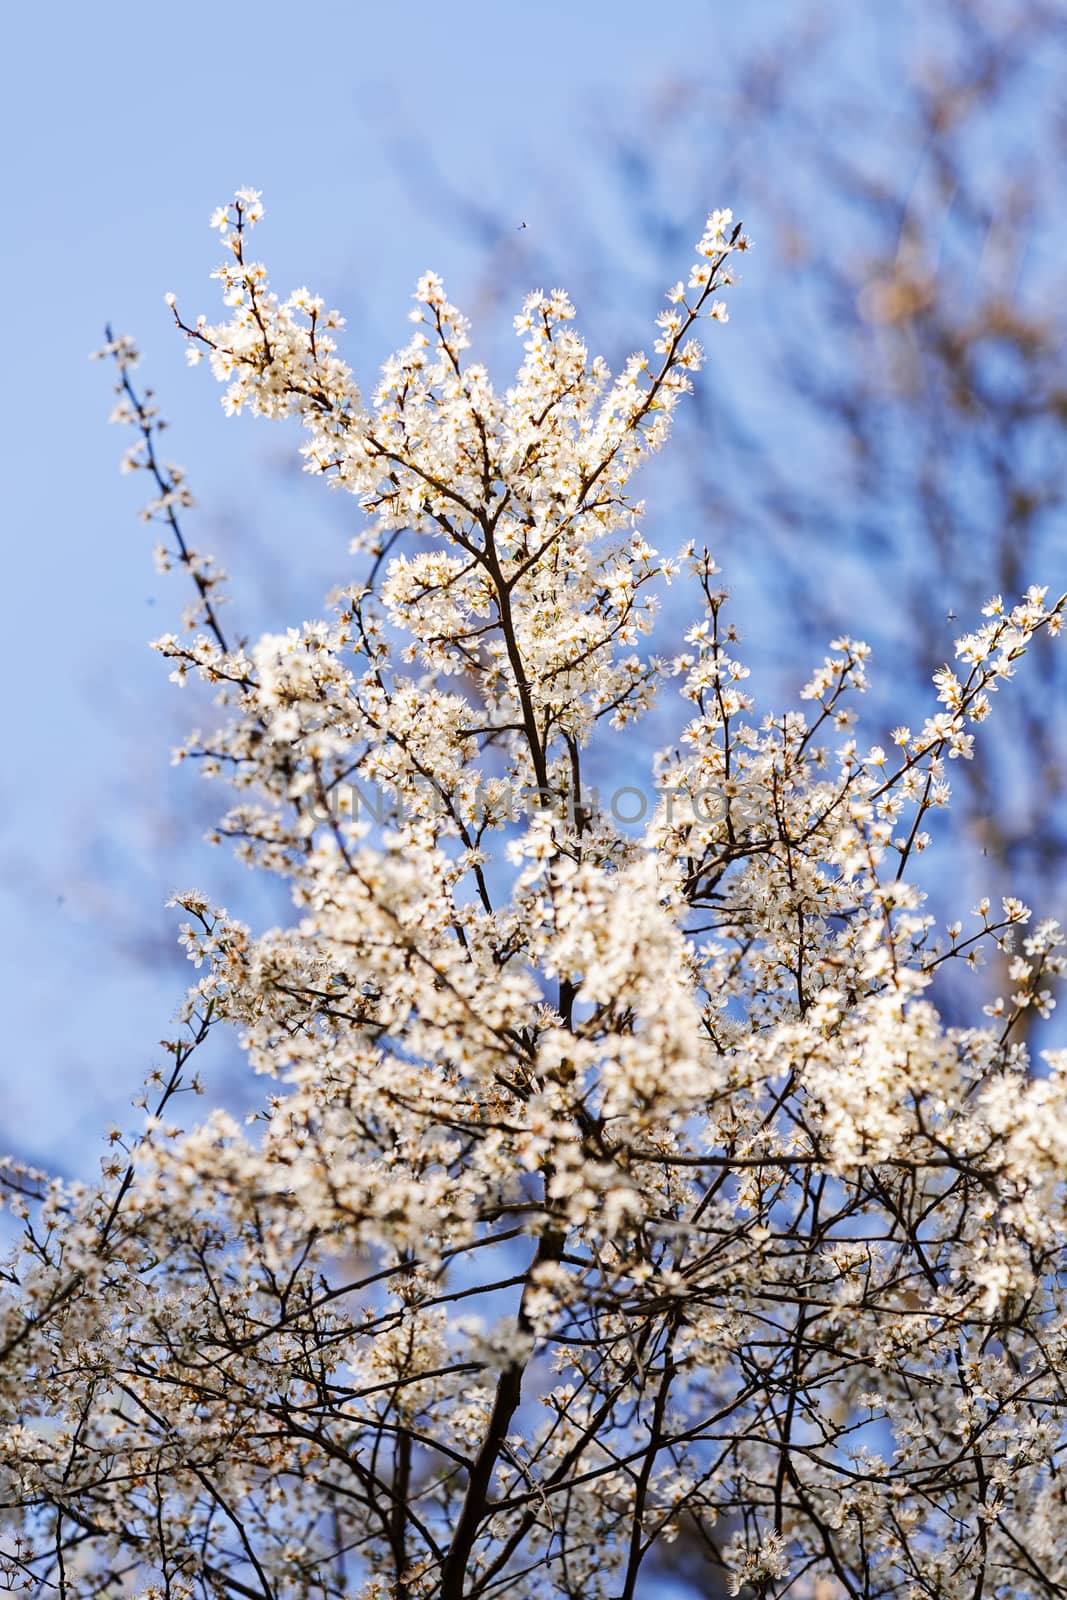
[1,190,1066,1600]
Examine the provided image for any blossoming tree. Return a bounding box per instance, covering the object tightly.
[1,191,1066,1600]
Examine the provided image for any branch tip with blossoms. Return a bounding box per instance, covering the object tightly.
[93,327,232,651]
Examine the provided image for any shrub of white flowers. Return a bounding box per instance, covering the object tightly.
[1,190,1066,1600]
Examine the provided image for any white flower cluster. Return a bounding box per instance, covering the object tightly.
[2,193,1065,1600]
